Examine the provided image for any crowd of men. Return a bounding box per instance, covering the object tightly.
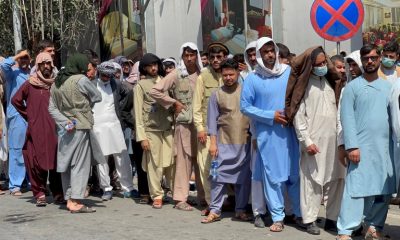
[0,37,399,240]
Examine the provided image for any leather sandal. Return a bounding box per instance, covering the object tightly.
[201,212,221,224]
[152,198,162,209]
[174,201,193,211]
[234,212,252,221]
[270,221,284,232]
[36,196,47,207]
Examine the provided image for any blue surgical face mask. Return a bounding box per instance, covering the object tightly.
[313,65,328,77]
[382,57,396,68]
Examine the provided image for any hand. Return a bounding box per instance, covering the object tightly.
[141,139,150,151]
[274,110,288,125]
[238,62,248,72]
[338,145,347,167]
[347,148,360,164]
[306,144,320,155]
[252,139,257,151]
[198,131,207,144]
[14,50,30,60]
[173,101,186,115]
[209,143,218,158]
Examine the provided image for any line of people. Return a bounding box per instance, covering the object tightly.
[0,37,399,240]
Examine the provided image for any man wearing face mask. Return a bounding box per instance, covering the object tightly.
[378,41,400,85]
[285,47,346,235]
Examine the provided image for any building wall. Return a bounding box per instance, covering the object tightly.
[145,0,203,59]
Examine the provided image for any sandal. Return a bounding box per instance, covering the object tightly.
[174,201,193,211]
[10,190,22,196]
[70,205,96,213]
[36,196,47,207]
[365,226,387,240]
[269,221,284,232]
[139,195,150,204]
[234,212,252,222]
[152,199,163,209]
[201,212,221,224]
[0,189,5,195]
[336,235,352,240]
[186,198,198,206]
[201,207,210,216]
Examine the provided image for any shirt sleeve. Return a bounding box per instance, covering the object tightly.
[149,70,178,109]
[77,77,102,104]
[207,91,219,136]
[133,84,147,142]
[0,57,16,84]
[193,74,205,132]
[293,99,314,147]
[48,87,70,127]
[240,77,275,125]
[11,82,28,120]
[337,89,345,146]
[390,83,400,143]
[341,84,359,150]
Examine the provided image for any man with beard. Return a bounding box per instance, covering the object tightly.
[12,52,63,206]
[193,43,228,215]
[134,53,174,209]
[336,44,396,240]
[150,43,205,211]
[1,50,31,196]
[241,37,301,232]
[287,47,345,235]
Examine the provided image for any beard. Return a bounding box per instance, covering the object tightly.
[363,64,379,74]
[41,69,52,78]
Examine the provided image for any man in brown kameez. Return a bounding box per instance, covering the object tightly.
[150,42,204,211]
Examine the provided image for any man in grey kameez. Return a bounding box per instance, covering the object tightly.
[49,53,103,213]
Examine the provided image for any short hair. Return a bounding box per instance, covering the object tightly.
[360,44,381,57]
[220,58,239,71]
[383,41,399,53]
[330,55,345,64]
[233,54,245,64]
[276,43,291,59]
[37,39,54,52]
[200,51,208,57]
[209,46,229,56]
[81,49,100,67]
[182,46,197,55]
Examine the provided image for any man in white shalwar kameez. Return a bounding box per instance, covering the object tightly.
[92,62,134,201]
[290,47,346,235]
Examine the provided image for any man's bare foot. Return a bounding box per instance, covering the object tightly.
[67,199,84,211]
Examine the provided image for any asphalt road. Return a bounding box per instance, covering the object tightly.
[0,191,399,240]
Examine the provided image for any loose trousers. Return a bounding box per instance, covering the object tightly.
[197,136,212,204]
[337,184,391,235]
[210,181,251,215]
[250,144,266,216]
[7,116,27,191]
[263,168,301,222]
[300,171,345,224]
[97,151,134,192]
[143,131,175,200]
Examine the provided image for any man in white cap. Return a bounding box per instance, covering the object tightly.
[241,37,301,232]
[150,42,205,211]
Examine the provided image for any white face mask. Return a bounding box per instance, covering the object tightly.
[313,65,328,77]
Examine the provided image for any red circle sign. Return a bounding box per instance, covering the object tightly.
[310,0,364,42]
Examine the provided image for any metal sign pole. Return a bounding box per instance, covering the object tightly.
[337,41,340,55]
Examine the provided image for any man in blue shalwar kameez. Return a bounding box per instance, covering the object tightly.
[1,50,30,195]
[337,44,397,240]
[240,37,301,232]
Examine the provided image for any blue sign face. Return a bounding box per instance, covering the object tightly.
[310,0,364,42]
